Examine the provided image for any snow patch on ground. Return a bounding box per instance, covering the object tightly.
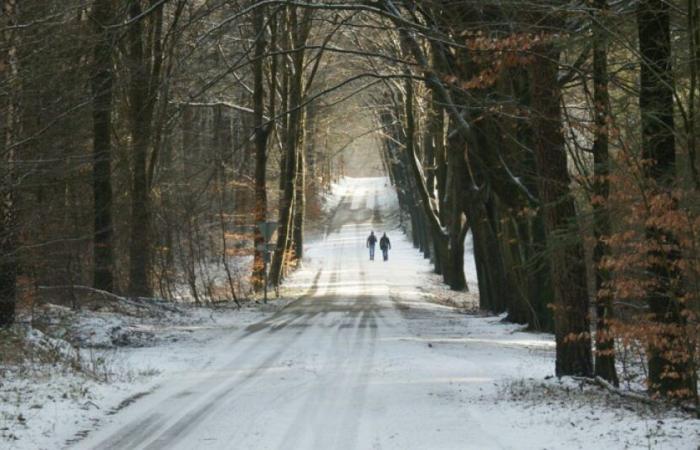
[0,302,279,450]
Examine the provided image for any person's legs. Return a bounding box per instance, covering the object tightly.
[383,248,388,261]
[369,245,374,260]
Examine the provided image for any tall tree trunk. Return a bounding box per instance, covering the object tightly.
[511,66,554,332]
[0,0,20,326]
[127,0,163,297]
[419,208,432,259]
[252,2,271,290]
[591,0,619,386]
[404,77,420,252]
[91,0,115,292]
[638,0,696,399]
[530,46,592,377]
[269,5,311,286]
[305,98,318,212]
[127,1,151,297]
[502,215,532,325]
[688,0,700,189]
[423,100,436,199]
[466,195,513,313]
[401,78,462,289]
[444,131,468,291]
[293,136,305,260]
[529,212,555,331]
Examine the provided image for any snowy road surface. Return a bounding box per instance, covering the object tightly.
[73,178,699,450]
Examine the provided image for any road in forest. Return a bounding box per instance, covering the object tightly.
[73,178,698,450]
[75,178,496,449]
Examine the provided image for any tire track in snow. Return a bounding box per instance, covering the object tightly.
[274,257,350,449]
[306,224,379,449]
[331,262,379,450]
[78,268,327,450]
[138,269,335,449]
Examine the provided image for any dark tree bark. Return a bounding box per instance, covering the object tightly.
[466,112,523,313]
[427,98,448,275]
[181,106,193,179]
[0,0,20,326]
[269,5,312,286]
[127,0,151,296]
[689,0,700,190]
[443,136,468,291]
[591,0,619,386]
[277,22,289,195]
[423,93,437,201]
[404,76,421,252]
[252,3,271,290]
[527,211,555,331]
[127,0,164,297]
[637,0,696,399]
[530,46,592,377]
[91,0,115,293]
[508,67,554,332]
[465,194,514,314]
[293,137,305,260]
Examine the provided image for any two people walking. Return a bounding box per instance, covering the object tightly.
[366,231,391,261]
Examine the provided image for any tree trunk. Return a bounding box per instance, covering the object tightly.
[383,86,450,282]
[529,212,555,332]
[419,209,432,259]
[510,66,554,332]
[127,0,164,297]
[91,0,115,293]
[502,216,531,325]
[471,215,492,310]
[404,74,464,288]
[252,2,270,291]
[128,121,151,296]
[293,139,305,260]
[638,0,696,399]
[466,196,514,313]
[0,0,20,326]
[591,0,618,386]
[444,131,468,291]
[404,76,420,253]
[127,1,151,297]
[530,46,592,377]
[269,5,311,287]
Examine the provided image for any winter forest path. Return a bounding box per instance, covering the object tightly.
[72,178,696,450]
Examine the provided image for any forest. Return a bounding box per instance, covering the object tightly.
[1,0,699,423]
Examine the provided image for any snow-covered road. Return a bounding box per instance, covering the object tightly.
[73,178,699,450]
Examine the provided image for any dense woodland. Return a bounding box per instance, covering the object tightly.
[1,0,699,408]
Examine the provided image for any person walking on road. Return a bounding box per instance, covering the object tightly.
[366,231,377,261]
[379,232,391,261]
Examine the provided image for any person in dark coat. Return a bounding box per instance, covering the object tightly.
[379,233,391,261]
[366,231,377,260]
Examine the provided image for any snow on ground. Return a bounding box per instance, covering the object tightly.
[0,303,271,449]
[2,176,699,450]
